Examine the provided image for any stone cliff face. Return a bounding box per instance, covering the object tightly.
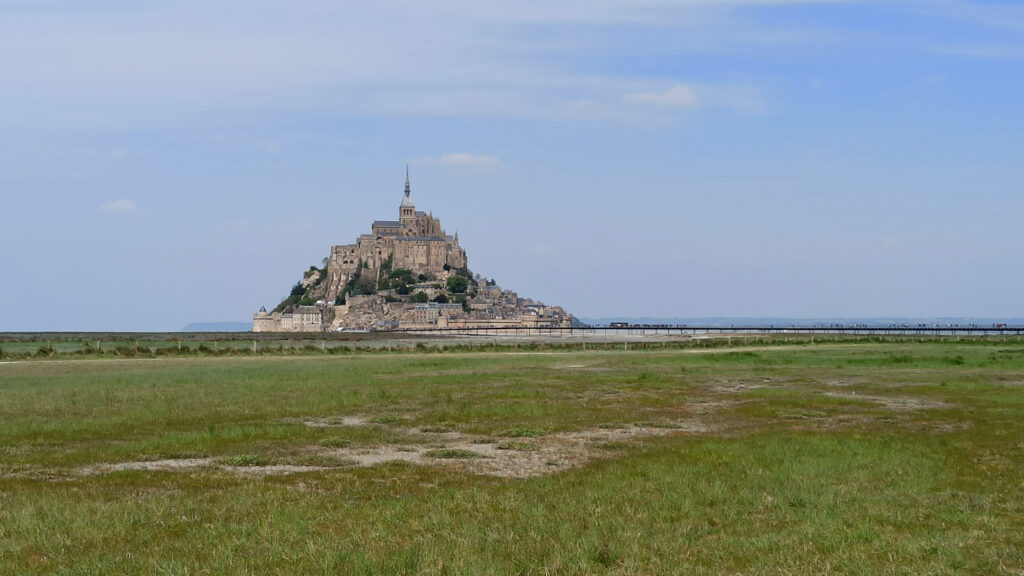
[332,295,402,331]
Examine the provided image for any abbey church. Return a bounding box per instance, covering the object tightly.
[323,166,467,303]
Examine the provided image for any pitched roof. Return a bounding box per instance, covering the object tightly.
[394,235,446,242]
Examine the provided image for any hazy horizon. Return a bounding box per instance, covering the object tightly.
[2,1,1022,331]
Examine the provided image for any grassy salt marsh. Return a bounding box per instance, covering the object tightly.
[1,342,1023,574]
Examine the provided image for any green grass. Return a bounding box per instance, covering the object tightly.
[424,449,482,459]
[223,454,262,466]
[496,441,539,452]
[500,426,546,438]
[369,414,403,425]
[1,341,1023,574]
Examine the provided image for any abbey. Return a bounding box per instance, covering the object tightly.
[323,166,467,304]
[253,165,573,332]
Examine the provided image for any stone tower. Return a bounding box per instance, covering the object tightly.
[399,160,415,231]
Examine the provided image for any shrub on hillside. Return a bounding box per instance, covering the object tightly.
[447,276,468,294]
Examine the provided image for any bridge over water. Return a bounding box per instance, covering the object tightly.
[399,324,1024,337]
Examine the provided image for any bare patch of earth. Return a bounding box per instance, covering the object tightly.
[822,377,875,387]
[821,391,952,411]
[686,399,743,413]
[925,420,973,433]
[223,464,328,476]
[711,383,774,393]
[77,458,339,478]
[708,379,950,412]
[80,458,215,474]
[317,420,711,478]
[298,415,370,427]
[68,419,713,480]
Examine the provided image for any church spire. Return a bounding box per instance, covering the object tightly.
[404,159,410,197]
[400,159,415,210]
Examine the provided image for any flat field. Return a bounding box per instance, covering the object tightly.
[1,342,1023,574]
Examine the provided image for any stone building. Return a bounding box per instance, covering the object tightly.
[252,305,322,333]
[324,165,466,302]
[409,302,465,327]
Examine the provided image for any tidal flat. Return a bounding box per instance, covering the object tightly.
[1,342,1022,574]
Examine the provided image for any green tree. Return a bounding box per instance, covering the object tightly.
[389,268,415,287]
[355,276,377,295]
[409,291,429,303]
[447,276,468,294]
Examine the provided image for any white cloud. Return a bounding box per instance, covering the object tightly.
[0,2,799,128]
[625,84,700,109]
[100,199,138,214]
[440,153,501,167]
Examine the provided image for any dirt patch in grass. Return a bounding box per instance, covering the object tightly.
[80,458,215,474]
[711,382,775,393]
[223,464,330,476]
[81,386,948,481]
[821,391,952,411]
[299,415,370,428]
[926,420,974,433]
[77,458,342,478]
[313,419,711,478]
[424,448,482,459]
[687,399,743,413]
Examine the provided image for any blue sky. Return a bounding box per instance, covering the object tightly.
[1,0,1022,330]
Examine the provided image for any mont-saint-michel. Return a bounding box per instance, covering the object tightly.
[253,166,572,332]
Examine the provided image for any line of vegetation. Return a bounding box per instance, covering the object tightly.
[1,334,1022,361]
